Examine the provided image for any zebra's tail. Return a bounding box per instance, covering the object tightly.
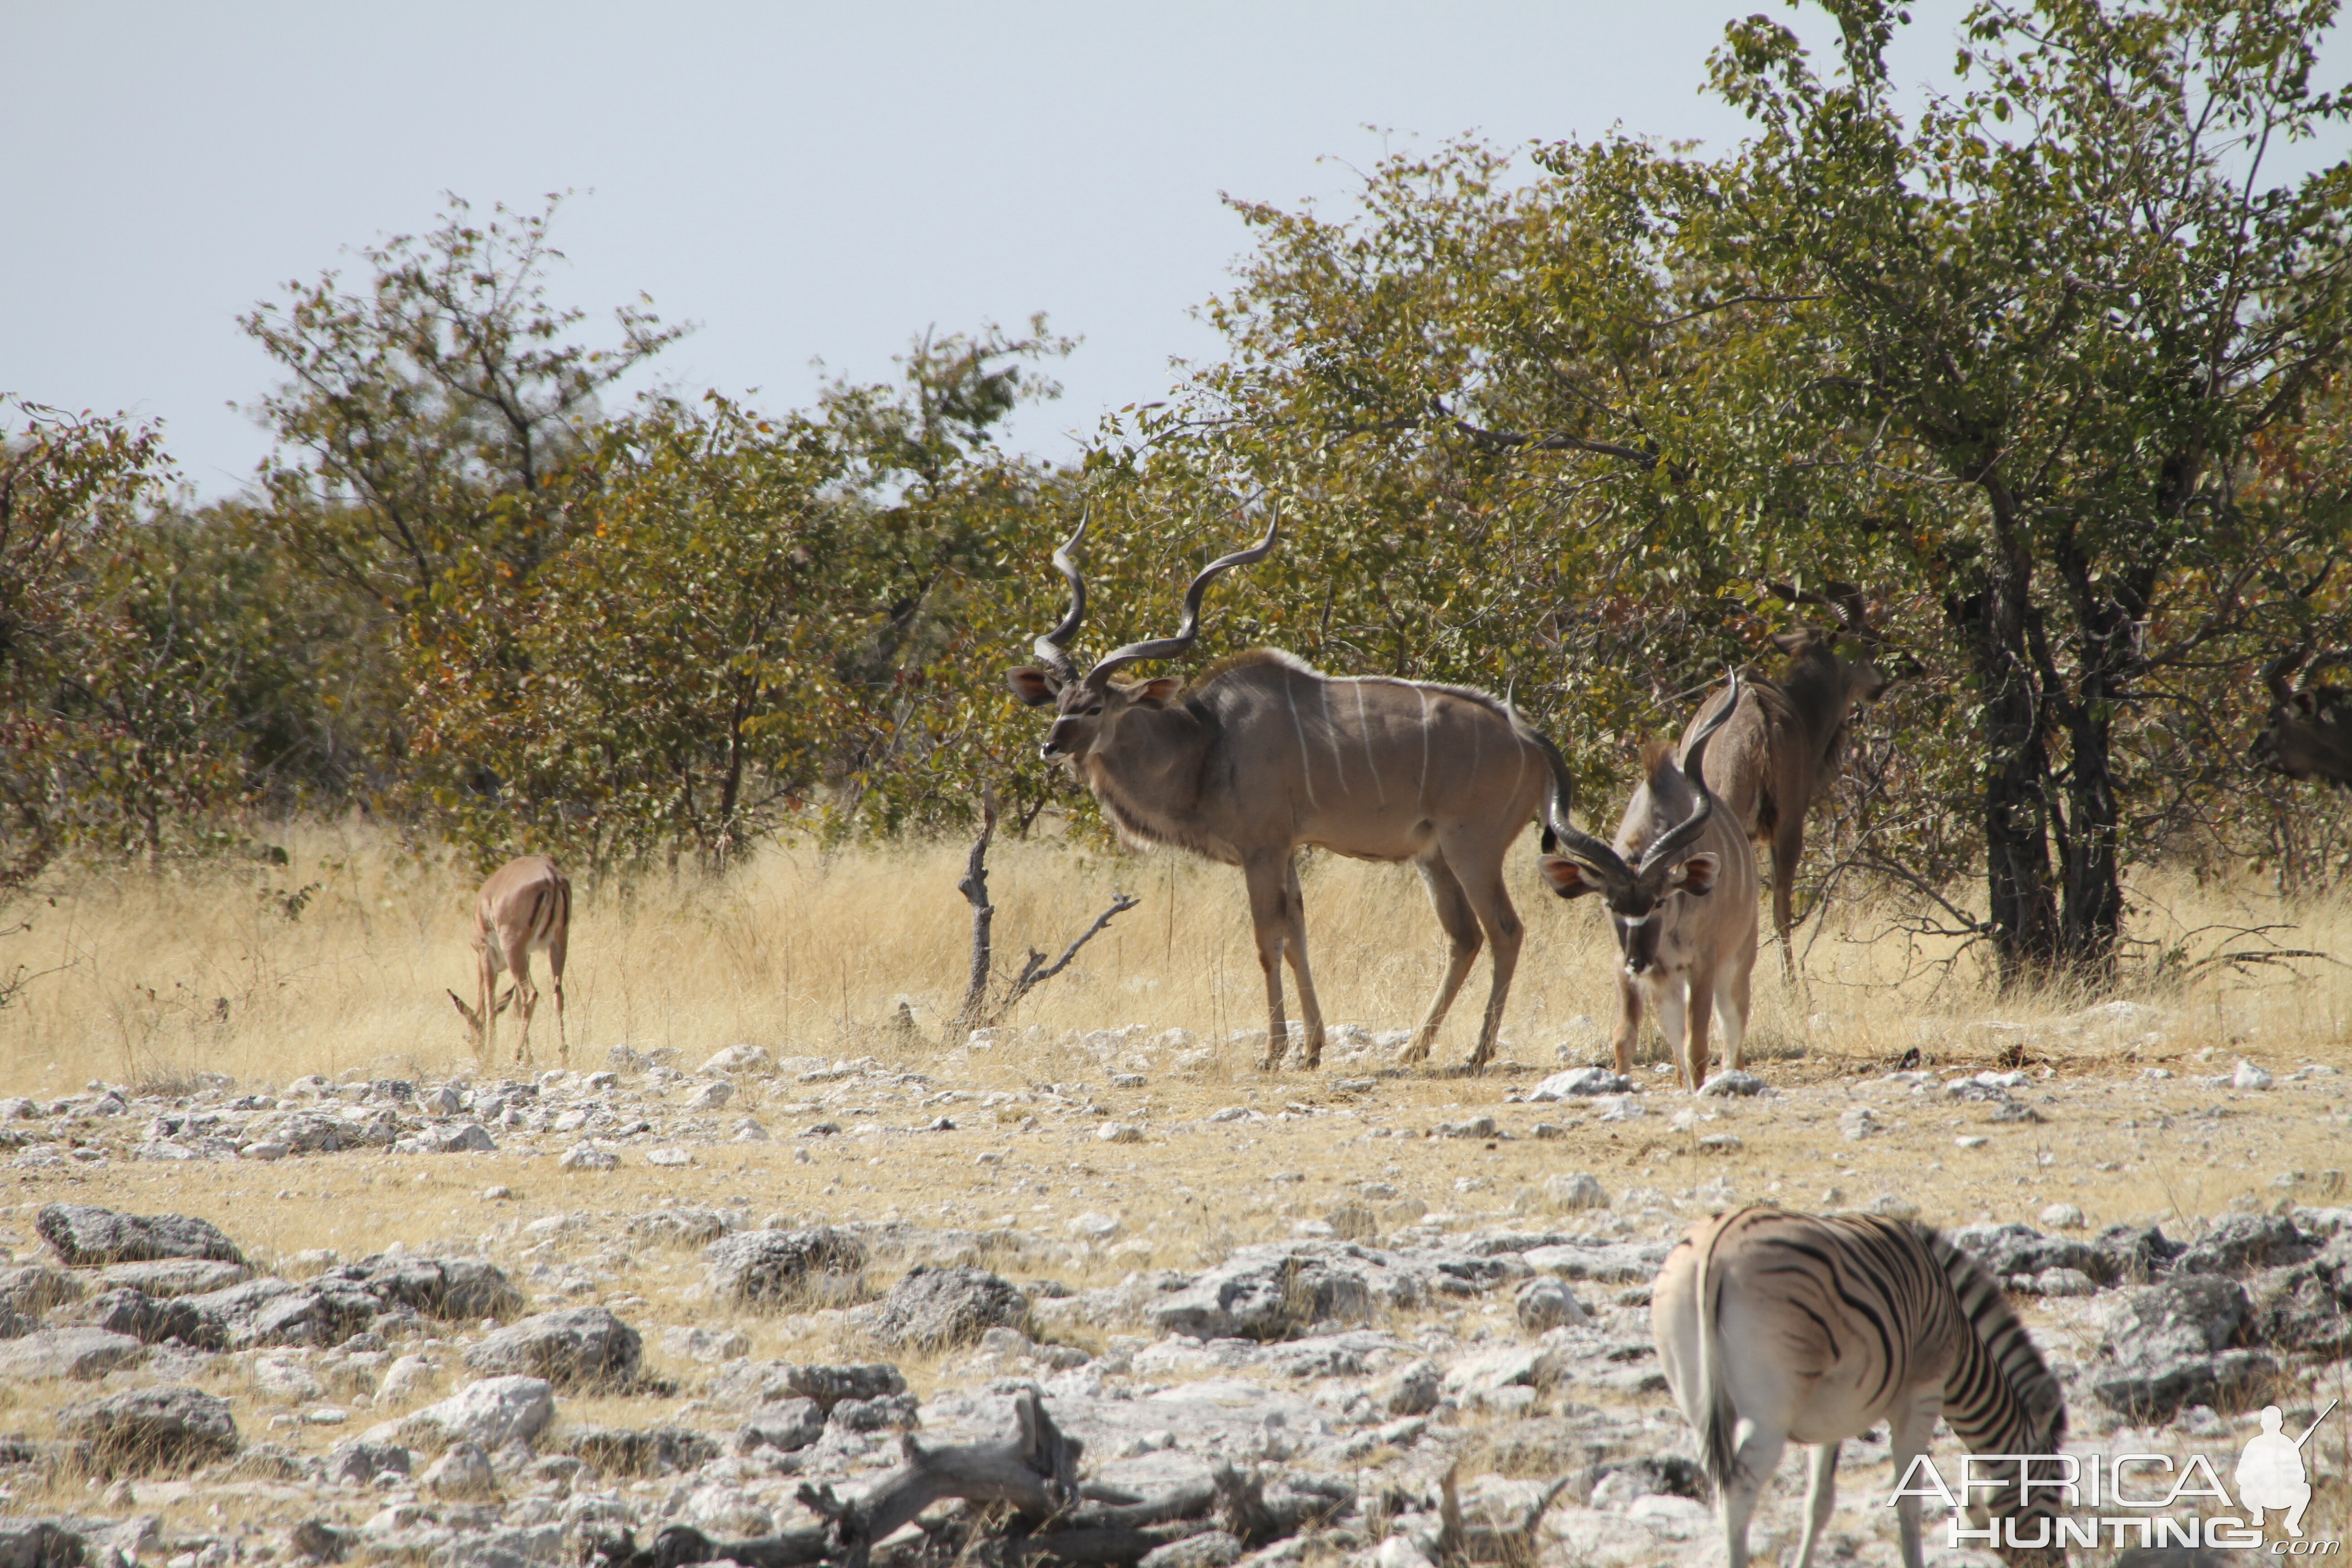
[1694,1217,1740,1491]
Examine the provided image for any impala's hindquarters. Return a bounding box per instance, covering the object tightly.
[464,857,571,1066]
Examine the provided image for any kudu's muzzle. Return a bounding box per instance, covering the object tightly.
[1615,907,1664,975]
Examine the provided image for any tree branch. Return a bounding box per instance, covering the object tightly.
[994,892,1142,1024]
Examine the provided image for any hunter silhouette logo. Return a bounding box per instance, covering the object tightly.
[2238,1400,2337,1539]
[1891,1396,2343,1553]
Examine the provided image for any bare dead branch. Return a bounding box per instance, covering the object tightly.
[948,789,1141,1036]
[581,1389,1357,1568]
[995,892,1142,1021]
[951,789,1001,1041]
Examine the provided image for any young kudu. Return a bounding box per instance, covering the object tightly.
[1680,584,1890,979]
[1007,516,1573,1072]
[1537,676,1759,1090]
[447,855,571,1065]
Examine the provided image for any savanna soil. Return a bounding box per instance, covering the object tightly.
[3,835,2351,1563]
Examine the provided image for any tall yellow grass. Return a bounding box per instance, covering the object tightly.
[1,819,2347,1092]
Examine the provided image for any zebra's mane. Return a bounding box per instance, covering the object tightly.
[1916,1224,2068,1449]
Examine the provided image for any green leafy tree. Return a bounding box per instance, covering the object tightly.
[1082,0,2352,988]
[405,322,1075,875]
[0,400,263,874]
[416,393,857,871]
[242,192,688,612]
[1692,0,2352,978]
[240,193,689,804]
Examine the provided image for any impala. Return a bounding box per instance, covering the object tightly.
[447,855,570,1065]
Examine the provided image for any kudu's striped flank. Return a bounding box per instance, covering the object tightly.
[1652,1206,2069,1568]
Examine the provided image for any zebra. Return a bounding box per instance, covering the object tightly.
[1650,1206,2070,1568]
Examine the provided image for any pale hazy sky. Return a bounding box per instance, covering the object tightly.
[6,2,2345,498]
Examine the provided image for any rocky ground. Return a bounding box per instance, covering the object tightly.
[0,1017,2346,1567]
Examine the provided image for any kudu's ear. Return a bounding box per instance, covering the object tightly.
[1132,676,1181,706]
[447,989,480,1029]
[2293,690,2325,718]
[1007,666,1060,706]
[1772,629,1832,655]
[1537,857,1607,899]
[1670,854,1721,896]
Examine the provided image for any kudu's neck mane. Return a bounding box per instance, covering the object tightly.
[1078,685,1222,857]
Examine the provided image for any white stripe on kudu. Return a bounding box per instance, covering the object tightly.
[1319,681,1350,793]
[1352,680,1387,805]
[1416,685,1432,810]
[1283,678,1320,809]
[1652,1206,2068,1568]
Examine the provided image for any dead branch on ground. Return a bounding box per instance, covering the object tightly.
[584,1390,1357,1568]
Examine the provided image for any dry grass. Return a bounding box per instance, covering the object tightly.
[5,820,2350,1092]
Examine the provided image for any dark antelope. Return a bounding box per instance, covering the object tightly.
[1007,515,1573,1072]
[447,855,570,1065]
[2254,645,2352,787]
[1536,674,1759,1089]
[1681,582,1890,977]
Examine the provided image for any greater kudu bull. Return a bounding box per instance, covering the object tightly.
[1680,585,1890,978]
[1007,517,1574,1072]
[1536,676,1759,1090]
[2254,646,2352,787]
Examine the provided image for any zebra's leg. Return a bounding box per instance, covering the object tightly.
[1887,1387,1942,1568]
[1793,1440,1839,1568]
[1718,1419,1786,1568]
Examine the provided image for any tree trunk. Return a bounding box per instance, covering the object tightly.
[2057,703,2123,979]
[2055,611,2131,981]
[1947,565,2057,988]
